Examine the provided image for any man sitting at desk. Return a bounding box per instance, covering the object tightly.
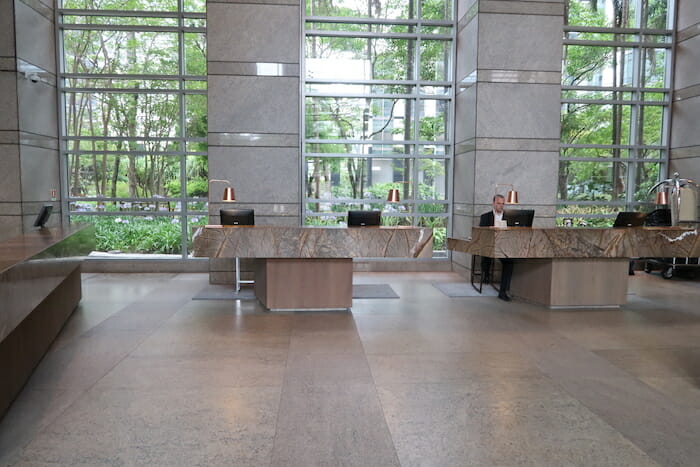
[480,194,514,301]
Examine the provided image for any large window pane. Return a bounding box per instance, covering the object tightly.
[63,0,180,10]
[306,0,413,19]
[417,159,446,199]
[60,1,208,259]
[643,48,667,88]
[65,92,180,138]
[566,0,641,28]
[306,97,413,141]
[563,46,634,87]
[418,99,448,141]
[559,160,629,202]
[184,0,206,13]
[421,0,452,21]
[560,0,672,221]
[304,0,453,257]
[185,33,207,75]
[67,154,182,198]
[62,15,178,26]
[420,39,450,81]
[306,37,412,81]
[63,30,179,75]
[561,103,631,146]
[185,94,207,139]
[306,157,415,201]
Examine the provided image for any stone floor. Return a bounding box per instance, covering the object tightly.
[1,271,700,466]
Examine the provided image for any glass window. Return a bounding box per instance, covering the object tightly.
[60,0,207,258]
[559,0,672,223]
[303,0,454,256]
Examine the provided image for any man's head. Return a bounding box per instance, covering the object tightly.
[492,194,505,214]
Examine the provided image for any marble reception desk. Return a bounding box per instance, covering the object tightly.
[193,225,433,310]
[1,224,95,418]
[448,227,699,307]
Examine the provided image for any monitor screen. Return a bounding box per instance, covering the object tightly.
[220,208,254,226]
[347,210,381,227]
[33,204,53,228]
[644,208,671,227]
[503,209,534,227]
[613,211,647,227]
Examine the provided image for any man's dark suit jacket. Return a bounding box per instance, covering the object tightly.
[479,211,494,227]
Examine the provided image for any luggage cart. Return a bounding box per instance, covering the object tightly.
[638,208,700,279]
[644,257,700,279]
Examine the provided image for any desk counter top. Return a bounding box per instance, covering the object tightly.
[0,224,95,275]
[193,225,433,259]
[448,226,700,259]
[1,223,95,343]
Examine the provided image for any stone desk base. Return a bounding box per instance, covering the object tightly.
[448,227,700,307]
[254,258,353,310]
[509,258,629,308]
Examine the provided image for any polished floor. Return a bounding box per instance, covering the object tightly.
[1,271,700,466]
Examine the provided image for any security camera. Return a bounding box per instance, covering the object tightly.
[23,72,40,83]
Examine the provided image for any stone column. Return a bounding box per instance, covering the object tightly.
[670,0,700,185]
[0,0,59,241]
[207,0,301,283]
[452,0,564,276]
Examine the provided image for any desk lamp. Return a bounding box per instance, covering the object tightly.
[386,188,400,203]
[496,184,519,204]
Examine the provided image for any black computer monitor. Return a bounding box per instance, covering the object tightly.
[613,211,647,227]
[33,204,53,228]
[644,208,671,227]
[503,209,535,227]
[347,210,381,227]
[220,208,254,226]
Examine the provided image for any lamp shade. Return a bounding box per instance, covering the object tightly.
[655,191,668,205]
[386,188,400,203]
[505,190,519,204]
[222,186,236,202]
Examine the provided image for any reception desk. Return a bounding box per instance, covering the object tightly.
[448,227,700,307]
[0,224,94,418]
[193,225,433,310]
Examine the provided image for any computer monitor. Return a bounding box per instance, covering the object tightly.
[347,210,381,227]
[613,211,647,227]
[503,209,534,227]
[33,204,53,228]
[644,208,671,227]
[220,208,254,226]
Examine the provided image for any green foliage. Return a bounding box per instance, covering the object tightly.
[73,215,207,254]
[166,179,208,197]
[560,0,669,215]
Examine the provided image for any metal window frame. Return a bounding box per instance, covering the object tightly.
[57,0,207,259]
[301,2,455,256]
[559,2,675,222]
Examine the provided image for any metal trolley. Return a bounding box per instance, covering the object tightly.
[641,208,699,279]
[644,257,700,280]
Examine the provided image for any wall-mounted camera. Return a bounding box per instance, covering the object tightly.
[22,71,41,83]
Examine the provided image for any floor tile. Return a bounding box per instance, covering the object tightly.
[13,386,281,467]
[271,382,399,467]
[377,382,659,467]
[595,348,700,377]
[367,351,541,384]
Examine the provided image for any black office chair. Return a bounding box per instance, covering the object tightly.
[220,208,255,293]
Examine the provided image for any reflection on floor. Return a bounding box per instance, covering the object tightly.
[1,271,700,466]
